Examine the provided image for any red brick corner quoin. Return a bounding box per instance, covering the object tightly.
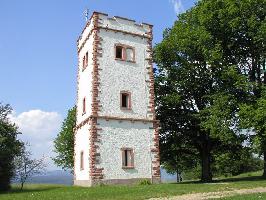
[90,13,104,182]
[146,25,161,181]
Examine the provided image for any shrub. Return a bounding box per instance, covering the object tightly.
[139,179,151,185]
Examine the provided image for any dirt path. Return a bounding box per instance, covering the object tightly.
[149,187,266,200]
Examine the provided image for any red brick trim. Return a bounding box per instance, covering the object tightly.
[151,121,160,179]
[89,13,104,181]
[146,25,161,180]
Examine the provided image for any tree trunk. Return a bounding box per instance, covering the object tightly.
[262,150,266,179]
[20,181,24,190]
[176,169,180,183]
[201,143,212,182]
[0,173,11,191]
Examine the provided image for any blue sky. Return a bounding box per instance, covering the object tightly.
[0,0,197,170]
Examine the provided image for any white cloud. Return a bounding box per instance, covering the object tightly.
[11,110,62,170]
[169,0,185,15]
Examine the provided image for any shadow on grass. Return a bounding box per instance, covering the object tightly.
[215,176,264,183]
[169,175,265,185]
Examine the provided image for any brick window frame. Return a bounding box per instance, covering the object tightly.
[82,52,88,71]
[120,91,131,110]
[121,148,134,169]
[82,97,86,115]
[114,44,135,63]
[80,151,84,171]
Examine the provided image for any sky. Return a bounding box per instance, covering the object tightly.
[0,0,197,170]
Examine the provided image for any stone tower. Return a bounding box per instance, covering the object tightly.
[74,11,160,186]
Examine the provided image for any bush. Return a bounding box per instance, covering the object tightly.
[0,103,23,191]
[139,179,151,185]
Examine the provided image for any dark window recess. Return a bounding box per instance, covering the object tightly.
[82,51,88,70]
[121,93,128,108]
[122,148,134,168]
[85,52,88,66]
[82,98,86,114]
[116,46,123,59]
[124,150,128,166]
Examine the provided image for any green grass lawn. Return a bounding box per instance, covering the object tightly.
[1,171,266,200]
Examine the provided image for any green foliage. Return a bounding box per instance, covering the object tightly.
[239,88,266,143]
[239,88,266,176]
[53,106,76,171]
[138,179,151,185]
[0,103,23,191]
[182,164,202,180]
[213,148,263,177]
[154,0,265,182]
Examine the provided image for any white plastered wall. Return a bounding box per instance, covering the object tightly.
[74,123,90,180]
[76,28,95,124]
[97,17,152,119]
[75,20,95,182]
[97,119,153,180]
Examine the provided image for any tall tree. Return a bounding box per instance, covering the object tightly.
[53,106,76,171]
[154,0,265,182]
[0,103,23,191]
[197,0,266,177]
